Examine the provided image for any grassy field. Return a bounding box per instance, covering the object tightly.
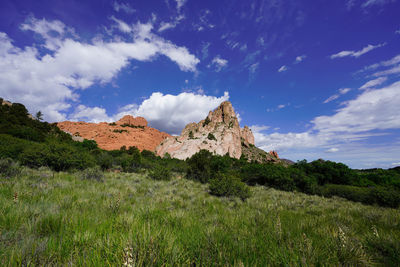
[1,168,399,266]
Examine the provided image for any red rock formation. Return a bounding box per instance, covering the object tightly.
[269,151,279,158]
[57,116,170,151]
[116,115,147,127]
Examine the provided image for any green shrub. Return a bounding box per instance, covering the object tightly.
[202,117,211,127]
[80,166,104,181]
[0,158,21,178]
[318,184,400,208]
[209,173,251,201]
[207,133,217,141]
[148,165,171,181]
[119,153,141,173]
[97,152,113,170]
[186,150,213,183]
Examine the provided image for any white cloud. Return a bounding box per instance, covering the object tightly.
[362,0,396,8]
[253,81,400,165]
[278,65,288,72]
[323,94,340,104]
[0,16,199,122]
[175,0,187,11]
[359,77,387,90]
[249,63,259,73]
[70,105,113,123]
[158,15,185,32]
[373,65,400,77]
[323,88,351,103]
[113,2,135,13]
[396,29,400,34]
[314,81,400,133]
[330,43,385,59]
[20,16,76,51]
[326,148,339,153]
[392,162,400,166]
[110,16,132,33]
[209,55,228,72]
[295,55,306,63]
[115,91,230,134]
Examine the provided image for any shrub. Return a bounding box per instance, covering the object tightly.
[189,130,194,139]
[207,133,217,141]
[0,158,21,178]
[209,173,251,201]
[148,165,171,181]
[97,152,113,170]
[119,154,141,173]
[186,150,213,183]
[202,117,211,127]
[80,166,104,181]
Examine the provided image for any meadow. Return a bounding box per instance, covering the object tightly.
[1,167,399,266]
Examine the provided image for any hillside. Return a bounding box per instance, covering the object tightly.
[1,168,399,265]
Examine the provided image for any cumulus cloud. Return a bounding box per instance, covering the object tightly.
[323,88,351,103]
[330,43,385,59]
[0,16,199,121]
[359,77,387,90]
[209,55,228,72]
[118,91,229,134]
[278,65,288,72]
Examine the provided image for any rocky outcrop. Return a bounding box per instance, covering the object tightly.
[156,101,269,161]
[116,115,147,127]
[57,116,170,151]
[269,151,279,158]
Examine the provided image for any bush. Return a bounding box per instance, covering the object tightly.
[318,184,400,208]
[148,165,171,181]
[119,153,141,173]
[0,158,21,178]
[186,150,213,183]
[209,173,251,201]
[97,152,113,170]
[80,166,104,181]
[207,133,217,141]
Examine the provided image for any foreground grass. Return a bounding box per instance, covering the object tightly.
[1,168,399,266]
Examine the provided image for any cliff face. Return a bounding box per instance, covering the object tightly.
[156,101,258,160]
[57,115,170,151]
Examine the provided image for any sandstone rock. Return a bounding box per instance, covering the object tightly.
[240,126,255,147]
[57,116,170,151]
[116,115,147,127]
[269,150,279,158]
[156,101,256,160]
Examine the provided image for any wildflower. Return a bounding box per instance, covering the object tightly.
[338,227,347,248]
[123,246,134,267]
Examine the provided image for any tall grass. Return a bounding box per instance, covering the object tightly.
[0,167,399,266]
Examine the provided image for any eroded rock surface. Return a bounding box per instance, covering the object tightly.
[57,115,170,151]
[156,101,258,160]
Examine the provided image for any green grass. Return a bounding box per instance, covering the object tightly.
[1,168,399,266]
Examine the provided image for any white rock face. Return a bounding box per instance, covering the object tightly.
[156,101,255,160]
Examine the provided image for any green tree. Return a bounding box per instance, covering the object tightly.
[35,111,43,121]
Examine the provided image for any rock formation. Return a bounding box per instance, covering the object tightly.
[156,101,279,163]
[57,115,170,151]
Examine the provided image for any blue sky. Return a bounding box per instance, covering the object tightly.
[0,0,399,168]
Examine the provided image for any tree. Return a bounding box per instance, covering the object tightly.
[35,111,43,121]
